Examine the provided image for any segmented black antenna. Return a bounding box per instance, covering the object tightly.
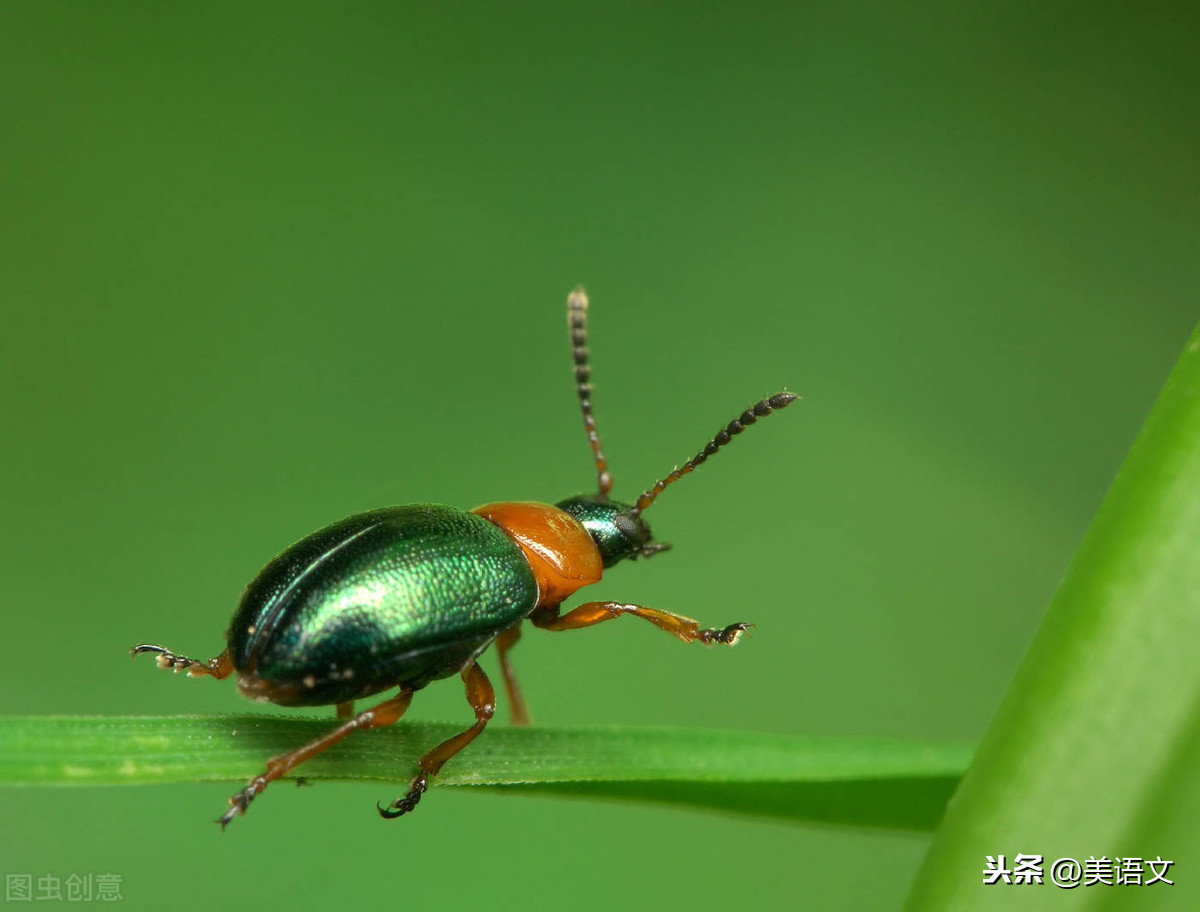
[568,286,613,497]
[630,392,798,518]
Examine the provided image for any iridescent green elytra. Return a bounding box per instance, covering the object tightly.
[228,505,538,707]
[131,286,796,828]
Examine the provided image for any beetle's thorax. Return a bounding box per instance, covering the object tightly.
[471,501,603,607]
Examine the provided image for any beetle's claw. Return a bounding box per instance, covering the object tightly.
[217,801,242,831]
[131,644,186,671]
[378,774,428,820]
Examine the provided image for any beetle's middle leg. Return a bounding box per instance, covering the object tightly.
[495,625,530,726]
[218,687,414,829]
[378,660,495,819]
[130,645,234,678]
[531,602,750,645]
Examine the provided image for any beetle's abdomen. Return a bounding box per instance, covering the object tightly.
[227,505,537,706]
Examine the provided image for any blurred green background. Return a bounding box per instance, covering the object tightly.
[1,2,1196,909]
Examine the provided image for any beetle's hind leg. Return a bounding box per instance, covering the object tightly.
[130,644,235,678]
[531,602,751,645]
[495,625,530,726]
[379,660,495,819]
[218,687,414,829]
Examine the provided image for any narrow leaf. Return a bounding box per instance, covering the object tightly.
[0,714,971,830]
[906,325,1200,910]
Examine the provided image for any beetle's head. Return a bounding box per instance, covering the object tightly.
[554,495,670,568]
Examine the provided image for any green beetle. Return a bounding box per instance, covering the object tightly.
[132,287,795,827]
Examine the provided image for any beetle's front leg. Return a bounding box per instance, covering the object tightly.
[130,644,235,678]
[378,660,495,819]
[531,602,751,645]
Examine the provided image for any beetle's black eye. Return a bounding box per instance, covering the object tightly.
[613,513,648,545]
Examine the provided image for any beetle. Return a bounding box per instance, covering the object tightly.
[132,287,796,827]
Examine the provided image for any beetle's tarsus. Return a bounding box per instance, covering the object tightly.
[376,661,493,821]
[131,644,233,678]
[378,774,428,819]
[218,775,267,830]
[698,622,752,645]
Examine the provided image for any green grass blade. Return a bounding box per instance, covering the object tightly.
[906,325,1200,910]
[0,715,971,830]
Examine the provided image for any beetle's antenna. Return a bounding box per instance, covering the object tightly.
[568,287,613,497]
[629,392,798,518]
